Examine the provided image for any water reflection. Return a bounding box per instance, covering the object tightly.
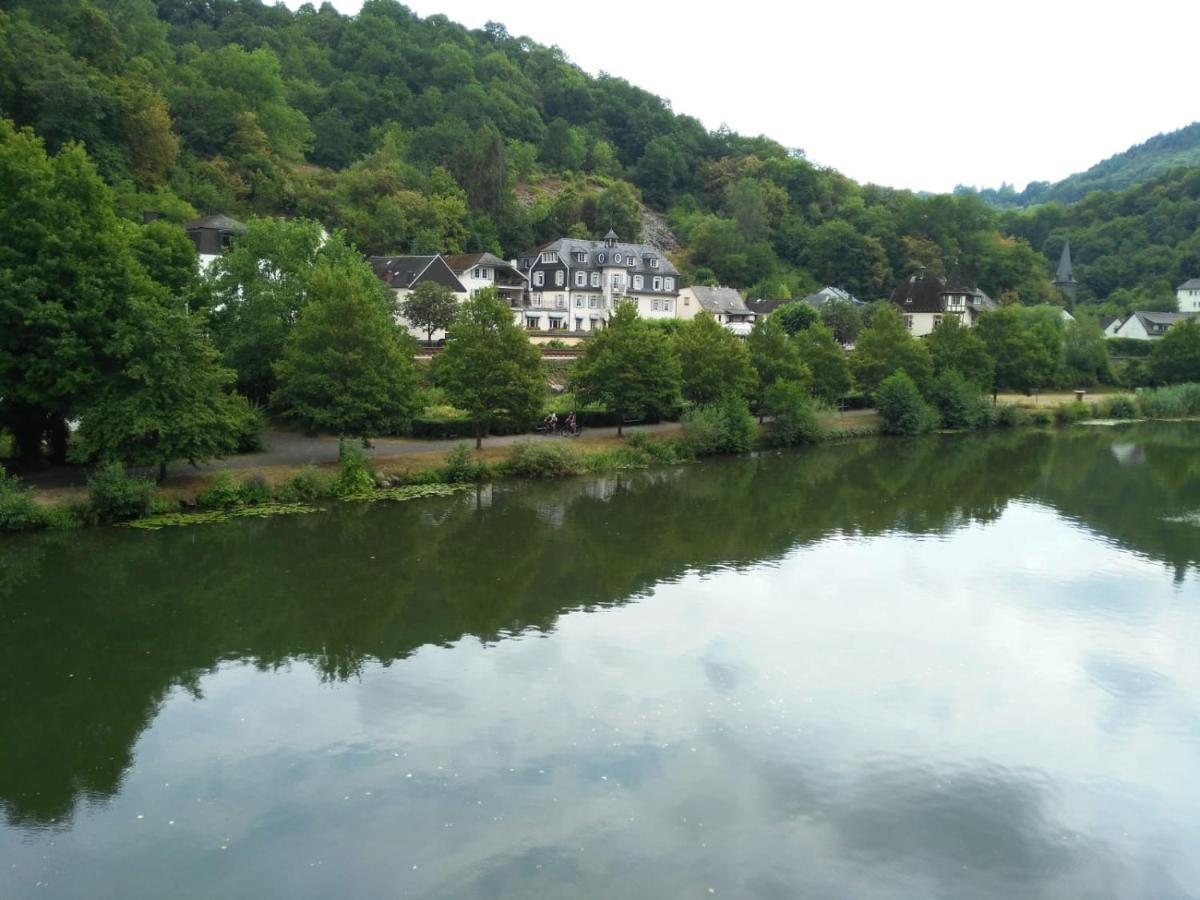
[1,424,1198,898]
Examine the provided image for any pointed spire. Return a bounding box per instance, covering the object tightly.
[1055,240,1076,284]
[603,228,619,247]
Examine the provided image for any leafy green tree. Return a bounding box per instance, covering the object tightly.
[0,121,152,463]
[748,315,810,420]
[851,304,933,398]
[819,299,863,345]
[977,306,1060,399]
[794,322,851,404]
[927,316,994,389]
[929,369,990,430]
[72,296,257,481]
[433,289,544,448]
[273,260,421,439]
[876,371,937,435]
[1062,319,1114,385]
[1149,319,1200,385]
[762,379,822,447]
[773,301,820,335]
[402,281,459,344]
[674,312,757,405]
[570,304,680,435]
[132,219,199,299]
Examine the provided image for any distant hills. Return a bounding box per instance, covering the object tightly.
[959,122,1200,208]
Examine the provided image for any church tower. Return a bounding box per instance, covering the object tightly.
[1054,239,1078,304]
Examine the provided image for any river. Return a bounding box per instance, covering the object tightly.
[2,423,1199,899]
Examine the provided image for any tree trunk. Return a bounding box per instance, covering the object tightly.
[617,416,623,437]
[158,461,168,483]
[475,420,483,450]
[47,416,69,465]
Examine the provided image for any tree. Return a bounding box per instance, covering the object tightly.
[773,301,819,335]
[876,371,936,435]
[748,316,810,421]
[794,322,852,404]
[273,260,421,439]
[1062,319,1114,386]
[570,304,680,436]
[0,121,153,463]
[72,296,257,481]
[762,379,821,447]
[819,299,863,346]
[674,313,757,405]
[927,316,994,389]
[851,304,933,398]
[976,307,1059,399]
[402,281,459,344]
[1149,318,1200,385]
[433,289,545,448]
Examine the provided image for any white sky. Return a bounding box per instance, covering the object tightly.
[285,0,1199,193]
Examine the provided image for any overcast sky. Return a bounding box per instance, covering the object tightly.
[284,0,1199,194]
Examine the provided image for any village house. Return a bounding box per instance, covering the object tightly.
[676,286,755,335]
[182,213,246,272]
[367,254,467,340]
[443,252,528,308]
[1176,278,1200,313]
[888,269,996,337]
[1110,310,1200,340]
[745,286,861,322]
[515,230,680,333]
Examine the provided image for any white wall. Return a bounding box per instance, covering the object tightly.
[1177,287,1200,313]
[1113,315,1151,340]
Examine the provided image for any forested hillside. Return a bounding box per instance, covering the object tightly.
[963,122,1200,209]
[0,0,1059,304]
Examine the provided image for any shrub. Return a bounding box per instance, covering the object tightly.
[682,395,757,455]
[1030,409,1054,426]
[1137,382,1200,418]
[198,471,242,509]
[994,404,1031,428]
[410,417,478,440]
[876,371,938,435]
[1053,401,1095,424]
[0,469,43,531]
[38,503,83,529]
[276,466,334,503]
[1118,358,1153,389]
[762,380,823,447]
[441,444,489,483]
[625,432,694,464]
[398,468,444,485]
[336,438,375,496]
[1099,395,1139,419]
[929,369,991,430]
[238,474,273,505]
[500,441,585,478]
[86,462,157,523]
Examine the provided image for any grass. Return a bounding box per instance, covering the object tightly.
[996,387,1131,407]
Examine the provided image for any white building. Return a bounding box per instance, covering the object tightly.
[1176,278,1200,313]
[184,214,246,273]
[1111,310,1200,340]
[676,286,755,335]
[889,269,996,338]
[367,254,467,341]
[515,230,680,333]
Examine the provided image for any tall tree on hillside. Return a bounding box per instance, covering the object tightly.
[674,312,757,405]
[433,289,544,448]
[571,304,680,435]
[273,260,421,439]
[851,304,933,398]
[402,281,459,344]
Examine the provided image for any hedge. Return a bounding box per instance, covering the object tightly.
[1106,337,1153,358]
[410,417,478,439]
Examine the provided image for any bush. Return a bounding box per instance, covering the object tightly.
[198,471,242,509]
[410,417,478,439]
[994,404,1032,428]
[625,431,694,463]
[876,371,938,435]
[1118,358,1153,389]
[1030,409,1054,426]
[276,466,334,503]
[929,370,991,430]
[86,462,157,523]
[1099,395,1139,419]
[500,441,585,478]
[336,438,375,496]
[441,444,489,483]
[1107,337,1153,358]
[1137,383,1200,418]
[238,474,273,505]
[1053,401,1095,424]
[682,395,756,455]
[39,502,83,529]
[397,468,444,485]
[762,380,823,447]
[0,469,43,531]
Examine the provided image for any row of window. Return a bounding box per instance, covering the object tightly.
[531,270,675,291]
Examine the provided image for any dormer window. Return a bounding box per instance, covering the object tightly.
[576,252,587,262]
[613,253,622,264]
[650,257,659,268]
[664,277,674,291]
[597,253,606,264]
[540,251,558,264]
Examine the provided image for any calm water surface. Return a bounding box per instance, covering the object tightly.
[2,424,1200,899]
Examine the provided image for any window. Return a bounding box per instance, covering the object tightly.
[590,272,600,287]
[597,253,606,264]
[576,252,587,262]
[652,276,663,291]
[611,274,624,289]
[576,317,583,331]
[627,257,634,267]
[526,316,540,330]
[589,296,598,309]
[532,294,542,307]
[472,267,481,278]
[933,315,942,327]
[533,271,544,287]
[633,274,644,290]
[650,257,659,268]
[555,294,566,308]
[575,296,584,307]
[554,270,564,287]
[540,251,558,263]
[575,271,587,287]
[664,277,674,291]
[613,252,622,264]
[904,315,913,330]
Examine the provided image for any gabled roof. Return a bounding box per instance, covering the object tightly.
[688,286,750,316]
[1099,315,1119,330]
[890,270,994,314]
[746,298,788,316]
[1177,278,1200,290]
[1132,310,1200,327]
[184,213,246,234]
[521,237,680,277]
[443,252,525,281]
[366,254,466,293]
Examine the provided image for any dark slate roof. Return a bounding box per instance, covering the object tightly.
[1055,240,1076,284]
[184,213,246,233]
[1132,310,1200,329]
[1099,315,1119,331]
[443,252,525,280]
[520,237,680,278]
[366,255,467,293]
[746,298,788,316]
[689,286,750,316]
[803,286,862,308]
[1177,278,1200,290]
[890,270,995,314]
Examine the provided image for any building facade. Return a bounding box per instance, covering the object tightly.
[515,230,680,333]
[1177,278,1200,313]
[889,269,996,337]
[1111,310,1200,340]
[676,286,755,335]
[184,213,246,272]
[367,254,468,341]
